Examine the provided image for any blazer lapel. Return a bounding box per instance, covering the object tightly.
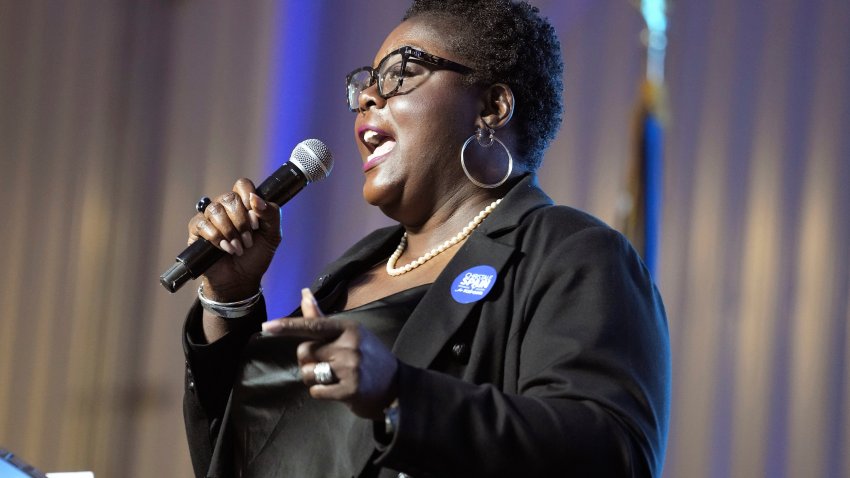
[307,225,403,299]
[392,233,516,367]
[392,174,553,368]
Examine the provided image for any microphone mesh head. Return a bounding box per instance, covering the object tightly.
[291,139,334,182]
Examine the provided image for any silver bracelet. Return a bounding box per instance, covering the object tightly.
[198,284,263,319]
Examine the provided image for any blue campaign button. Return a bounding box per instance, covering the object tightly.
[450,265,497,304]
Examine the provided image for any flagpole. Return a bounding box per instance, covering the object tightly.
[620,0,668,278]
[641,0,668,85]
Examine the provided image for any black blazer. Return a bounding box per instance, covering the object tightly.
[183,175,670,477]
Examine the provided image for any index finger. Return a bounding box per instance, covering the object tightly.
[232,178,257,209]
[261,317,345,340]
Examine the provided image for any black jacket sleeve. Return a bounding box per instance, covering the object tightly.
[182,299,265,478]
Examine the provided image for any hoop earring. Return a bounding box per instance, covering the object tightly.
[460,127,513,189]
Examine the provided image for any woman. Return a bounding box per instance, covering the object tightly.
[182,1,670,477]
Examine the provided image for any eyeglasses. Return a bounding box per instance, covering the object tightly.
[345,46,474,112]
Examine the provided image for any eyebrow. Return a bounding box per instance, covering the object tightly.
[374,44,425,67]
[382,43,421,56]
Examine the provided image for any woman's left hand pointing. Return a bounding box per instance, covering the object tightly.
[262,289,399,420]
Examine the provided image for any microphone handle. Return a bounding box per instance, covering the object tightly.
[159,163,307,293]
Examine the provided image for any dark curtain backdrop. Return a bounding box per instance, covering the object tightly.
[1,1,847,476]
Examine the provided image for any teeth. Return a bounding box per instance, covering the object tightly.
[363,130,381,145]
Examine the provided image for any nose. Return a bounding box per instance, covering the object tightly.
[357,81,385,112]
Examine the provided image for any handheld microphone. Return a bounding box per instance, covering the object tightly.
[159,139,334,292]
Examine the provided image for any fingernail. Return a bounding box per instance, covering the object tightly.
[302,288,320,306]
[262,320,281,333]
[231,238,244,256]
[242,231,253,248]
[219,239,235,254]
[256,197,267,211]
[249,211,260,230]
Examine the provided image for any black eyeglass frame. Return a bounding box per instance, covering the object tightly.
[345,46,474,112]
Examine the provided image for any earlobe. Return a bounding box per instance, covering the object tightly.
[480,83,515,129]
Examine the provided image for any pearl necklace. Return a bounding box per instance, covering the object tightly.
[386,198,502,276]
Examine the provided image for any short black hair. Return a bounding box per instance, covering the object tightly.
[403,0,563,171]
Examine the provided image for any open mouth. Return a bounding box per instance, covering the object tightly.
[362,128,397,163]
